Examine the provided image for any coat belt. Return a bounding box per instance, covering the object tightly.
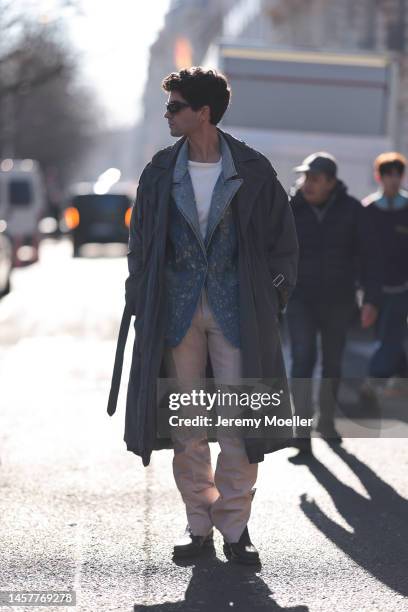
[107,303,132,416]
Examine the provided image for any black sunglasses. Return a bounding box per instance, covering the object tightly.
[166,101,191,114]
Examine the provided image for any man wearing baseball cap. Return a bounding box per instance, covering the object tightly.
[287,152,382,458]
[293,151,338,178]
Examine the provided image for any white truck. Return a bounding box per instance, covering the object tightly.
[0,158,46,265]
[208,43,399,198]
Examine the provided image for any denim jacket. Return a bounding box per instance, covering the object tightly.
[164,133,243,347]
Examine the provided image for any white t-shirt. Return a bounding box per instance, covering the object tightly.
[188,157,222,238]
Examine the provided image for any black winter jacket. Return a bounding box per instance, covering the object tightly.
[362,191,408,290]
[289,181,382,306]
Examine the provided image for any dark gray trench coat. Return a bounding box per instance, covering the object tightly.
[107,128,299,466]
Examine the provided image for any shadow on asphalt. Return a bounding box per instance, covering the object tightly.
[295,443,408,597]
[133,552,308,611]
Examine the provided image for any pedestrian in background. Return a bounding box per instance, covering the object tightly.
[287,152,382,459]
[362,152,408,395]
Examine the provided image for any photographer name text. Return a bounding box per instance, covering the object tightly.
[169,415,313,429]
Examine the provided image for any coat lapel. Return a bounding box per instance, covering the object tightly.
[204,175,242,245]
[171,175,204,247]
[170,138,205,249]
[217,128,269,235]
[204,132,243,245]
[149,136,186,261]
[233,164,267,234]
[149,129,271,245]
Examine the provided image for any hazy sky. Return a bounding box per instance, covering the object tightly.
[18,0,171,128]
[69,0,171,127]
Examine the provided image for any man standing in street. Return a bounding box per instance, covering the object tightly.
[362,152,408,393]
[287,152,382,458]
[107,67,298,564]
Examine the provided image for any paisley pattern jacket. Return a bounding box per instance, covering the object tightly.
[165,133,242,347]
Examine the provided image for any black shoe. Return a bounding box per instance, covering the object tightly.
[316,420,342,443]
[173,525,214,558]
[223,526,260,565]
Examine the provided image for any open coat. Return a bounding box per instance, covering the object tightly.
[107,128,299,466]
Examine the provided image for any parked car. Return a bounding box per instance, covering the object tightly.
[0,221,13,297]
[62,182,134,257]
[0,159,46,266]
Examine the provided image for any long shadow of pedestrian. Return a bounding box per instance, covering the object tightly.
[296,444,408,596]
[133,553,309,611]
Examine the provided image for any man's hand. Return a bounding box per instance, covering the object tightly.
[360,303,378,328]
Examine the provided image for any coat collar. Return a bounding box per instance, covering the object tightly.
[172,130,238,184]
[151,127,271,233]
[151,127,261,171]
[170,131,243,251]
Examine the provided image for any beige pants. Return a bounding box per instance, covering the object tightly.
[164,290,258,543]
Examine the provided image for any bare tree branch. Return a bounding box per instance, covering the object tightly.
[0,0,101,187]
[0,62,66,98]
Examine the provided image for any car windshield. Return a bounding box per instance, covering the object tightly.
[73,194,130,209]
[9,180,32,206]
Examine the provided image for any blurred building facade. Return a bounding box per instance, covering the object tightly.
[136,0,408,174]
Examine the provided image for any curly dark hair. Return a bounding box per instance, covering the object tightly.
[162,66,231,125]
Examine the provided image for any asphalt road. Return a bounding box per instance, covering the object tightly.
[0,239,407,612]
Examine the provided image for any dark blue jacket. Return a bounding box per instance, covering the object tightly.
[289,181,382,306]
[362,190,408,291]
